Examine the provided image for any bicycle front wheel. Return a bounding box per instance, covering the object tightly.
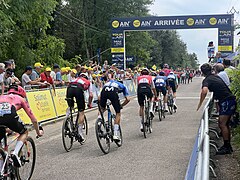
[16,136,36,180]
[95,118,110,154]
[158,100,162,121]
[62,117,74,152]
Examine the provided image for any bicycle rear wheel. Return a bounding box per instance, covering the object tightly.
[62,117,74,152]
[95,118,110,154]
[112,115,123,147]
[168,96,173,115]
[16,136,36,180]
[0,148,7,180]
[158,100,162,121]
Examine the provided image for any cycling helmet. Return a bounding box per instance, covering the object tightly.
[163,64,169,68]
[159,71,165,76]
[141,68,149,75]
[169,71,174,74]
[8,85,27,98]
[80,73,88,80]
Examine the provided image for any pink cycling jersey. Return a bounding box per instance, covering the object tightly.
[0,94,36,121]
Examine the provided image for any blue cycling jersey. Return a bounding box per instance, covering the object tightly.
[154,75,167,88]
[104,80,129,97]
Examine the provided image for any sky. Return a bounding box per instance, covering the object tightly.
[149,0,240,65]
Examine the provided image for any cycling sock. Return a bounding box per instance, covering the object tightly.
[150,101,153,112]
[98,115,101,119]
[114,124,119,131]
[164,103,168,109]
[173,98,176,104]
[13,141,24,155]
[78,124,83,136]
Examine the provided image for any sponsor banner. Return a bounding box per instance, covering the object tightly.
[112,53,124,69]
[126,56,135,62]
[111,47,124,53]
[111,14,233,31]
[26,90,57,122]
[53,88,68,116]
[18,109,31,124]
[112,32,124,48]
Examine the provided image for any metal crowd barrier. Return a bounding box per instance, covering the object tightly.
[185,94,213,180]
[19,79,137,124]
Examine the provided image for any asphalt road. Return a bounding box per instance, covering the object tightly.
[27,77,207,180]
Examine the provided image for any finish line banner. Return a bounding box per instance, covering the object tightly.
[111,14,233,31]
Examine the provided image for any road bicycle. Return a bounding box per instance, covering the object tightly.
[141,94,153,138]
[153,92,165,121]
[62,98,88,152]
[0,126,36,180]
[95,100,122,154]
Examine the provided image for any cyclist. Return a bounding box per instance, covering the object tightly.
[66,73,92,143]
[167,71,178,110]
[99,74,130,141]
[162,64,171,77]
[137,68,157,131]
[154,71,168,112]
[0,85,43,167]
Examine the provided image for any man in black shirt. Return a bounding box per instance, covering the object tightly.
[197,63,236,155]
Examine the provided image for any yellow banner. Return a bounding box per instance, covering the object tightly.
[218,46,232,52]
[53,88,68,116]
[111,48,124,53]
[26,90,57,121]
[18,109,32,124]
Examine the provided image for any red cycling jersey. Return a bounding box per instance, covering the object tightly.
[0,94,36,121]
[137,75,155,88]
[70,77,92,93]
[163,68,171,76]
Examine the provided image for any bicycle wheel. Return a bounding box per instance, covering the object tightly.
[95,118,110,154]
[16,137,36,180]
[158,100,162,121]
[62,117,74,152]
[0,148,7,180]
[142,115,147,138]
[81,115,88,143]
[168,96,173,115]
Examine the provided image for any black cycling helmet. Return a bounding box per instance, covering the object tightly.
[141,68,149,75]
[151,72,157,76]
[159,71,165,76]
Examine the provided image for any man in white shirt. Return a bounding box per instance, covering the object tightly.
[215,63,230,87]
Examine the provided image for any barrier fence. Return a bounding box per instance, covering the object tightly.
[185,94,213,180]
[19,79,137,124]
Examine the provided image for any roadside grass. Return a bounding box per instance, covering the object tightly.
[232,126,240,162]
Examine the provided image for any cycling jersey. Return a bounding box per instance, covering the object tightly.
[0,94,36,120]
[167,74,177,93]
[67,77,92,112]
[0,94,36,141]
[154,75,167,96]
[100,80,129,113]
[103,80,129,97]
[163,68,171,76]
[154,75,167,88]
[137,75,155,88]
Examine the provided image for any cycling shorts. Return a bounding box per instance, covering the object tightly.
[0,106,27,141]
[156,87,167,96]
[100,86,121,113]
[168,82,176,93]
[137,84,153,106]
[66,85,85,112]
[219,98,236,116]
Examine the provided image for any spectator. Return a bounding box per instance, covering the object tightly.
[40,67,55,92]
[197,63,236,155]
[21,66,44,88]
[50,64,60,81]
[4,59,20,85]
[216,52,223,64]
[75,64,81,75]
[87,67,93,82]
[4,61,13,70]
[0,63,5,94]
[31,62,43,81]
[215,63,230,87]
[67,69,77,82]
[102,60,108,71]
[55,67,65,87]
[3,69,14,92]
[61,67,68,83]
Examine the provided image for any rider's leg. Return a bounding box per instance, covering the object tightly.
[13,130,28,155]
[114,113,121,132]
[77,111,85,136]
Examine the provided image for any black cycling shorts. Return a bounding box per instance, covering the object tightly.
[137,84,153,106]
[0,106,27,141]
[66,85,85,112]
[168,82,176,93]
[156,87,167,96]
[100,86,121,114]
